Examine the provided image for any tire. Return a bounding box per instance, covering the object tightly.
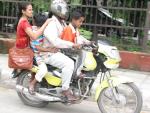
[97,83,143,113]
[16,70,49,108]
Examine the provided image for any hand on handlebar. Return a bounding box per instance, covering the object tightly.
[90,41,96,45]
[83,41,95,46]
[72,44,82,49]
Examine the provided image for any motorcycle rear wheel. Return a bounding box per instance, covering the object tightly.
[97,83,142,113]
[16,70,49,107]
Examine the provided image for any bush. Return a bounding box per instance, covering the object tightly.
[105,36,143,52]
[79,28,92,40]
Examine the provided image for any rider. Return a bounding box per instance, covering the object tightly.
[11,2,51,78]
[61,10,93,77]
[61,10,91,44]
[15,2,50,48]
[29,13,58,94]
[43,0,79,101]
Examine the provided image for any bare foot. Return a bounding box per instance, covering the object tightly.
[28,78,37,95]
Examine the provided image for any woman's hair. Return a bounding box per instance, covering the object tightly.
[71,10,85,20]
[15,2,32,31]
[33,13,48,27]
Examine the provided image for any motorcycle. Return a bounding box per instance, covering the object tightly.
[14,40,142,113]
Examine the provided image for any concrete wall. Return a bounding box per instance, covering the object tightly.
[119,51,150,72]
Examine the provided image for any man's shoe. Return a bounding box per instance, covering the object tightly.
[62,89,77,101]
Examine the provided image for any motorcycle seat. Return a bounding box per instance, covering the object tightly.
[33,57,57,71]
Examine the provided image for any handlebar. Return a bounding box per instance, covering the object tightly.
[60,42,98,53]
[81,42,98,50]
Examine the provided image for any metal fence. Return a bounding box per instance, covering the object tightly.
[0,0,31,36]
[0,0,150,49]
[68,0,150,48]
[72,1,147,29]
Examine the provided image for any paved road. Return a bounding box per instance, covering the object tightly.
[0,87,101,113]
[0,87,149,113]
[0,54,150,113]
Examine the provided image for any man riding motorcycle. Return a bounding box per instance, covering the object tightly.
[43,0,80,101]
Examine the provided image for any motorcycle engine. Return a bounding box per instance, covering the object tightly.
[72,88,81,98]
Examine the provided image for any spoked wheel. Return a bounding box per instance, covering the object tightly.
[16,70,48,107]
[97,83,142,113]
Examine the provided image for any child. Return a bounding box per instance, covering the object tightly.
[29,13,58,94]
[61,10,92,77]
[61,10,91,45]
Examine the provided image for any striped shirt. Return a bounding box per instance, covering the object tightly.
[30,35,45,53]
[30,35,46,64]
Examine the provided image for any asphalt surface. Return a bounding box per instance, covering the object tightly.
[0,54,150,113]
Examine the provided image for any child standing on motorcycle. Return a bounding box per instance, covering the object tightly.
[61,10,93,77]
[29,13,58,94]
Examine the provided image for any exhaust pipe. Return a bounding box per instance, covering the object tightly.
[16,85,61,102]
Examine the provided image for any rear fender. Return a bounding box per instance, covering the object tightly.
[95,76,133,101]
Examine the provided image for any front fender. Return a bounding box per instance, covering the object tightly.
[95,76,133,101]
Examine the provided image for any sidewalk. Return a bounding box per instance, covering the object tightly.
[0,54,15,88]
[0,54,150,112]
[0,54,13,79]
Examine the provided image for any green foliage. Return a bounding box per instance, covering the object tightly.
[32,0,51,13]
[79,28,92,40]
[0,2,3,15]
[70,0,82,5]
[109,0,148,26]
[106,36,142,52]
[104,0,150,50]
[147,40,150,46]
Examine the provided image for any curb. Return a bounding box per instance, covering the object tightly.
[120,51,150,72]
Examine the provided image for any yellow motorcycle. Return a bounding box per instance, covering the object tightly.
[15,40,142,113]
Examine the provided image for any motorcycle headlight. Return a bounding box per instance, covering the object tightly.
[104,59,120,69]
[110,49,121,61]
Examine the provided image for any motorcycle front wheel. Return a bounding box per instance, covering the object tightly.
[97,83,142,113]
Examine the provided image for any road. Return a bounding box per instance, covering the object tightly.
[0,87,149,113]
[0,87,100,113]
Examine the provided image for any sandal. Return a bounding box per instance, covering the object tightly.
[28,86,35,95]
[77,73,85,79]
[62,89,78,102]
[28,76,37,95]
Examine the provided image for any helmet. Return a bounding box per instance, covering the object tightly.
[50,0,69,19]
